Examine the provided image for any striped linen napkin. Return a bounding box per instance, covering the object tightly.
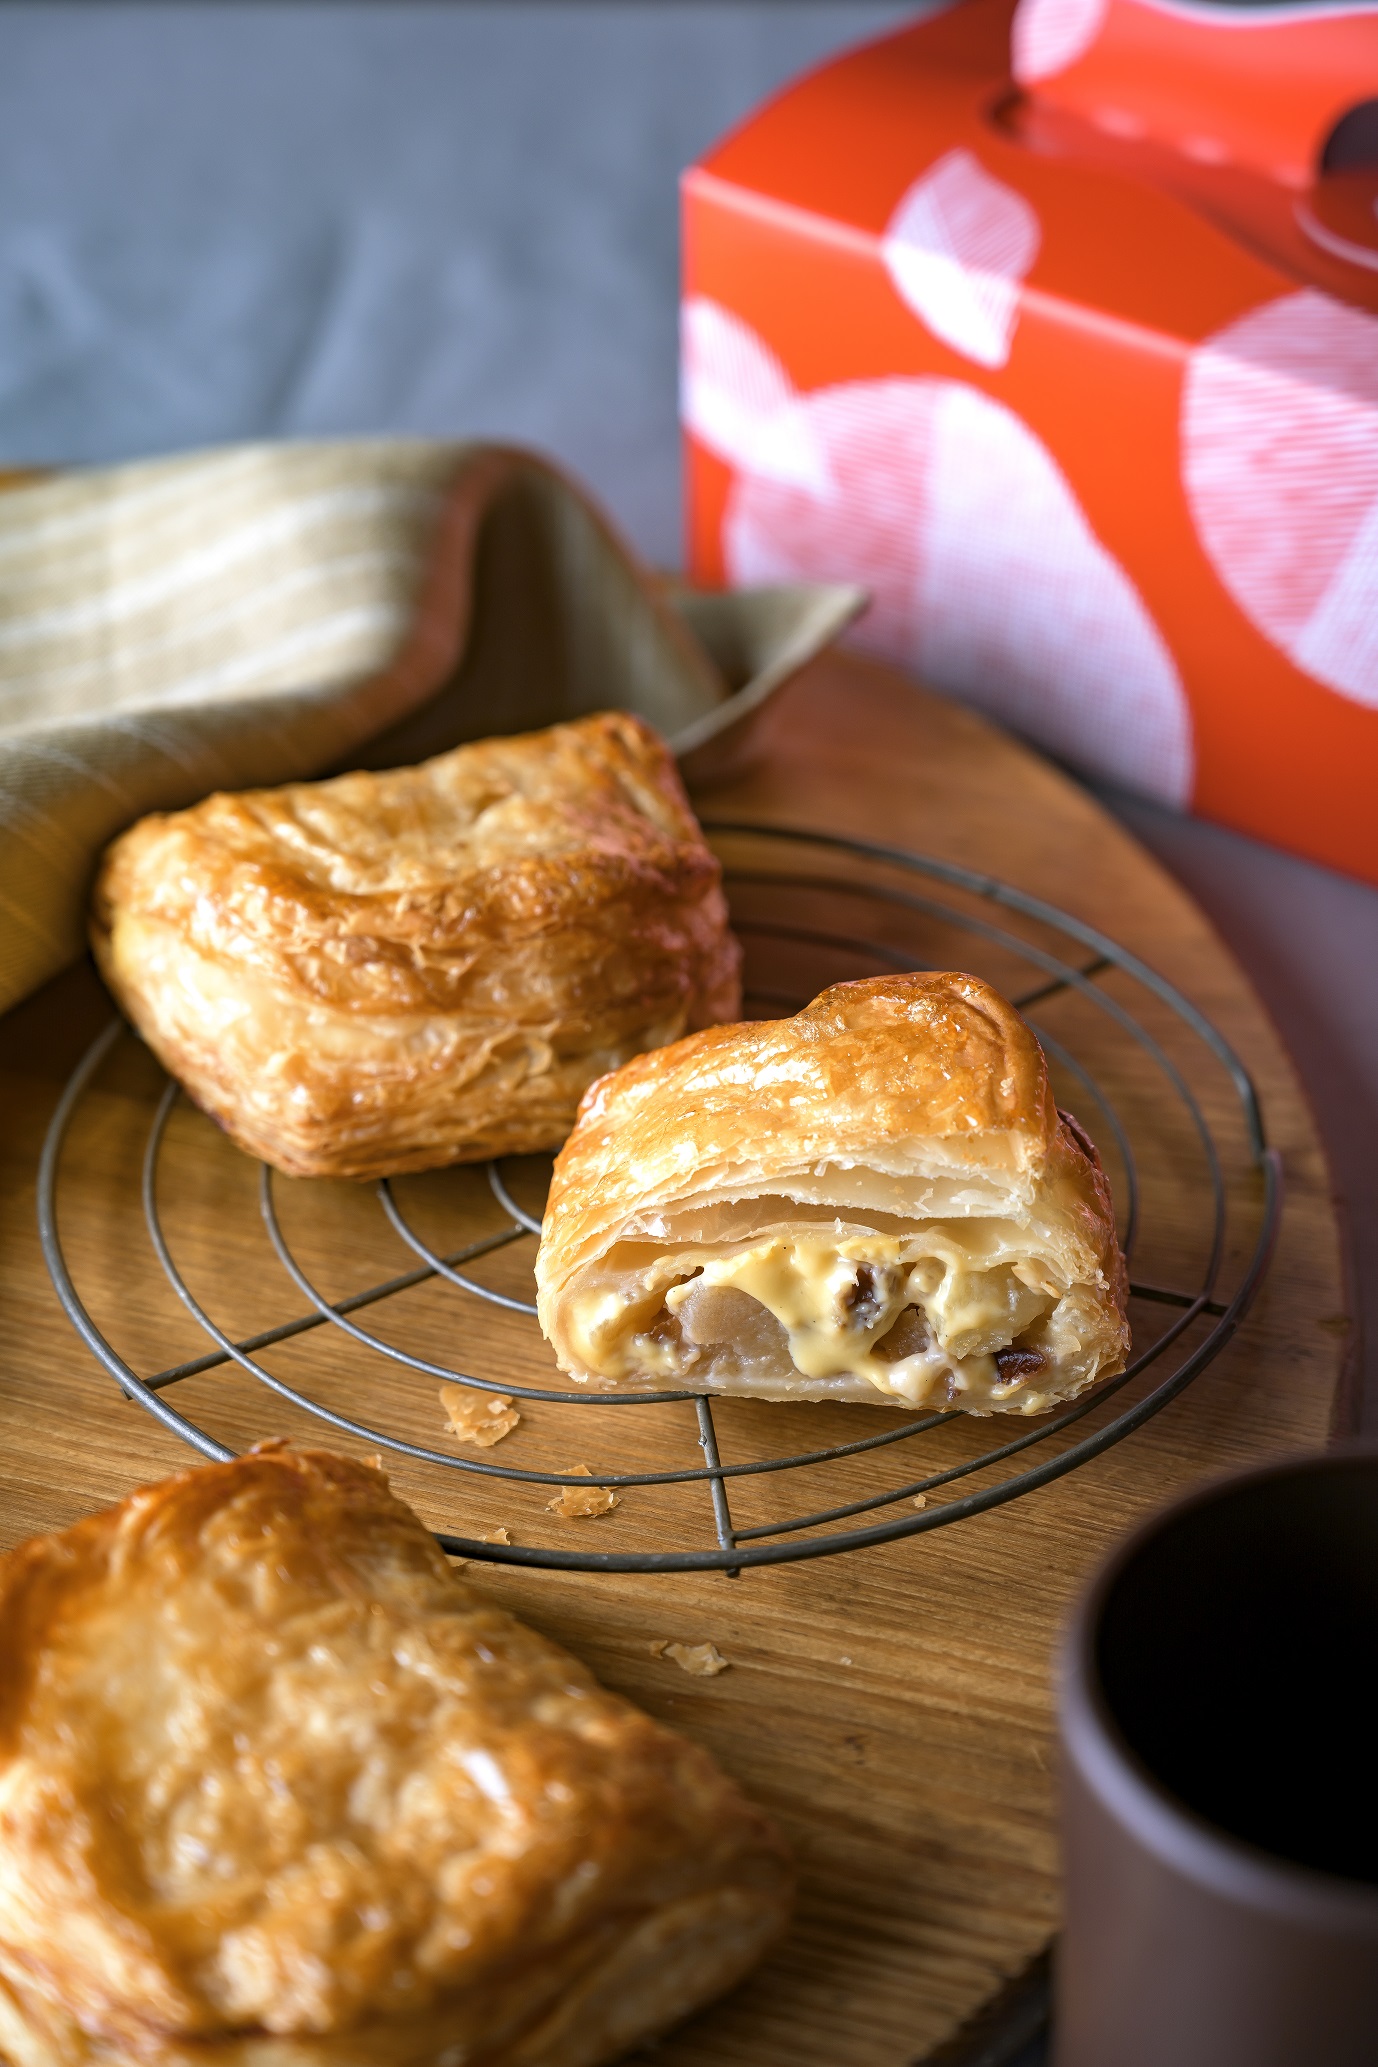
[0,439,859,1018]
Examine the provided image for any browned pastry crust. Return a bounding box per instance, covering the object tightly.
[0,1447,792,2067]
[536,973,1130,1416]
[89,713,740,1180]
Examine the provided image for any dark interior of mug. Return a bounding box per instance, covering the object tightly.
[1096,1458,1378,1885]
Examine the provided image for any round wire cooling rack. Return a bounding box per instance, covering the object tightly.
[38,821,1282,1575]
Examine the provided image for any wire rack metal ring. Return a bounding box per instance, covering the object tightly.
[38,821,1281,1573]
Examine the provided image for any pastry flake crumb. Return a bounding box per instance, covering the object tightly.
[478,1526,511,1546]
[648,1639,670,1658]
[545,1488,619,1521]
[656,1641,730,1677]
[440,1383,521,1448]
[911,1493,928,1509]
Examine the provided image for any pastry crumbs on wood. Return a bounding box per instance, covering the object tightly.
[478,1527,511,1545]
[545,1488,619,1521]
[911,1493,928,1509]
[439,1383,521,1447]
[654,1642,730,1677]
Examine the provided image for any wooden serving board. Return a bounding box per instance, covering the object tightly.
[0,654,1349,2065]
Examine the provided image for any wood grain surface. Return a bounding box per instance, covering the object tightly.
[0,653,1350,2066]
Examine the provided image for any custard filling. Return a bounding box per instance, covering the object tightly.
[566,1224,1095,1410]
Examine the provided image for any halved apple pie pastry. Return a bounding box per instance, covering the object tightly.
[536,973,1130,1416]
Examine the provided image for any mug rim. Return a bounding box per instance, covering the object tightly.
[1061,1444,1378,1930]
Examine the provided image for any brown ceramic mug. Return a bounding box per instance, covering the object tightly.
[1056,1451,1378,2067]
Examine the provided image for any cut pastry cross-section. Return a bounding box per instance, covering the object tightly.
[90,711,741,1180]
[536,973,1130,1415]
[0,1445,792,2067]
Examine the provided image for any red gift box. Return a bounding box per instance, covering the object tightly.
[682,0,1378,881]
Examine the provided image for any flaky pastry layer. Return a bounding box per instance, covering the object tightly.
[0,1447,791,2067]
[536,973,1130,1415]
[90,713,740,1179]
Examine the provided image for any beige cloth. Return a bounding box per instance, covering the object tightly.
[0,439,859,1018]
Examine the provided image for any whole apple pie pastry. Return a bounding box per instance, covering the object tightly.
[0,1447,792,2067]
[91,712,740,1180]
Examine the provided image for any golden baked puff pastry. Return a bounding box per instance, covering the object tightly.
[90,712,740,1180]
[0,1446,792,2067]
[536,972,1131,1416]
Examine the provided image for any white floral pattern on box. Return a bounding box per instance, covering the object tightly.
[881,150,1041,370]
[1011,0,1110,87]
[683,296,1194,806]
[1183,288,1378,710]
